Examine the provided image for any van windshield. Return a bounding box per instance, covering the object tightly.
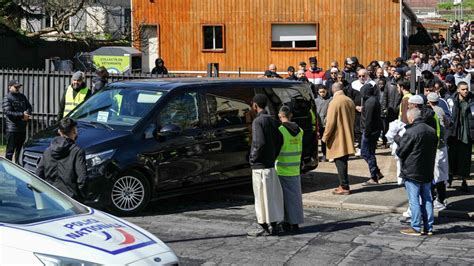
[69,88,166,129]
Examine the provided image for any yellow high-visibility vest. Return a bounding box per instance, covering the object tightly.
[276,125,303,177]
[63,85,89,116]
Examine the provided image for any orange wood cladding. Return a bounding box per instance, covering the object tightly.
[132,0,401,73]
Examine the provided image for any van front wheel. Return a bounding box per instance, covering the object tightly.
[109,170,151,215]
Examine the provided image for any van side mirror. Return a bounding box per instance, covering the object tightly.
[158,124,181,137]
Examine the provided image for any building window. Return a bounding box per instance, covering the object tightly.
[202,25,224,51]
[271,24,318,49]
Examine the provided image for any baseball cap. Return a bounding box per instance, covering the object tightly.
[345,57,354,64]
[330,67,338,73]
[445,74,455,83]
[309,57,317,64]
[287,66,295,72]
[8,80,21,87]
[395,57,404,62]
[299,61,307,66]
[408,95,424,105]
[427,92,439,102]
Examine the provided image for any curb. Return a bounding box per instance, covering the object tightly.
[225,193,473,220]
[303,199,473,220]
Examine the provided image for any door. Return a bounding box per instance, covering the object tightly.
[140,25,158,73]
[204,85,255,181]
[153,90,211,190]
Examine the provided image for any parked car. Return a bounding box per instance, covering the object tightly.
[0,157,178,265]
[21,79,318,215]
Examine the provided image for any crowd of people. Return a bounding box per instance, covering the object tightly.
[259,24,474,236]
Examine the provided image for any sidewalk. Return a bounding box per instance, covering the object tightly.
[301,148,474,219]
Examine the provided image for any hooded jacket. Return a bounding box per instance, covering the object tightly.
[361,84,383,137]
[249,110,282,169]
[2,92,32,132]
[280,121,301,137]
[315,94,332,127]
[36,136,87,200]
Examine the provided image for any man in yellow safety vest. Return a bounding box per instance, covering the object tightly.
[275,105,304,233]
[58,71,91,120]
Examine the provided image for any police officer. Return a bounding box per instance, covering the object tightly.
[58,71,91,120]
[2,80,32,163]
[275,105,304,232]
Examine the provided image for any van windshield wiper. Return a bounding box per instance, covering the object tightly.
[89,121,114,130]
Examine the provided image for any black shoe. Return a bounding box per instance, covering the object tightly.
[289,224,300,232]
[461,180,470,192]
[247,227,269,237]
[320,156,328,162]
[268,224,282,236]
[377,169,384,180]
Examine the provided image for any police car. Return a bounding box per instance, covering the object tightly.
[0,158,178,265]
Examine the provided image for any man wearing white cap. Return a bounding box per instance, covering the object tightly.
[427,92,449,210]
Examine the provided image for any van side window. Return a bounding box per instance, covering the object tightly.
[159,92,199,130]
[205,88,254,128]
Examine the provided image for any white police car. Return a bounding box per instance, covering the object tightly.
[0,158,178,265]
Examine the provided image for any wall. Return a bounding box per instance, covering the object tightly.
[132,0,401,73]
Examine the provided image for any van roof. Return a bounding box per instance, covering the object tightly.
[108,78,304,91]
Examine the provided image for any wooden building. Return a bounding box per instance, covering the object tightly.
[132,0,420,75]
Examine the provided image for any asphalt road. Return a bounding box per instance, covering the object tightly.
[124,188,474,265]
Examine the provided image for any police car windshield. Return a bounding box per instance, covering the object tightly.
[69,88,166,129]
[0,159,88,224]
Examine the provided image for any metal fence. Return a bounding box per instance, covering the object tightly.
[0,69,182,144]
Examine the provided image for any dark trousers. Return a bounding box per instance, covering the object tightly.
[381,116,389,144]
[361,133,379,179]
[319,127,326,156]
[354,113,361,146]
[431,181,446,203]
[335,155,349,190]
[6,131,26,164]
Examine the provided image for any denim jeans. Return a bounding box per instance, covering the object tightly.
[361,133,379,179]
[405,179,434,232]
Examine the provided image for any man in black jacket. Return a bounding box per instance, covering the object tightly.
[92,67,109,94]
[36,118,87,201]
[397,108,438,236]
[2,80,32,163]
[447,81,474,192]
[247,94,283,237]
[360,84,384,185]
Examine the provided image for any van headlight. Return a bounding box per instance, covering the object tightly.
[86,149,115,169]
[35,253,100,266]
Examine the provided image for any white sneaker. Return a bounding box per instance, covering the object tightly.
[355,148,361,157]
[402,207,412,218]
[434,200,446,211]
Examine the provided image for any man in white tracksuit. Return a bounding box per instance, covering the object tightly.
[427,92,450,211]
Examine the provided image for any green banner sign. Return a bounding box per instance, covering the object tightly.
[93,55,130,74]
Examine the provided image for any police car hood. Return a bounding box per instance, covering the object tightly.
[0,209,173,264]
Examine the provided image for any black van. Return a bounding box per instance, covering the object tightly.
[21,79,318,215]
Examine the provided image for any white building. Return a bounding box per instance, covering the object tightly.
[21,0,131,40]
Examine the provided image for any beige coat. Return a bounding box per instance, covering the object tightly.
[322,91,356,159]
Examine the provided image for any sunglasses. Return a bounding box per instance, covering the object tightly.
[358,75,366,78]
